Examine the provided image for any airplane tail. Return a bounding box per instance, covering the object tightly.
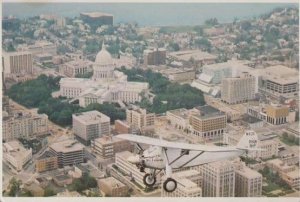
[236,130,262,151]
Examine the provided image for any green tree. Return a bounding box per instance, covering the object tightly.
[8,178,21,197]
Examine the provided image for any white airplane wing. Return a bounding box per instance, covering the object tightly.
[116,134,239,152]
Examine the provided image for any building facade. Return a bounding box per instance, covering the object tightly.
[266,104,289,125]
[126,107,155,133]
[3,112,49,141]
[3,141,32,172]
[36,151,58,173]
[221,72,256,104]
[91,136,133,159]
[200,161,235,197]
[143,48,166,66]
[72,111,110,145]
[49,139,84,168]
[234,161,262,197]
[190,106,227,140]
[60,59,93,77]
[98,177,128,197]
[2,51,33,78]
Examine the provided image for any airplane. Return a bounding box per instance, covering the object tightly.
[116,130,263,193]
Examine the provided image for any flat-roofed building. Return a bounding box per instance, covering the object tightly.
[60,59,93,77]
[17,40,57,56]
[72,111,110,145]
[259,65,299,99]
[166,108,190,132]
[161,170,202,197]
[266,104,289,125]
[49,139,84,168]
[98,177,128,197]
[190,105,227,140]
[2,111,49,141]
[200,160,235,197]
[143,48,166,66]
[233,161,262,197]
[161,68,195,83]
[126,107,155,133]
[2,51,33,78]
[168,50,217,66]
[3,140,32,172]
[221,72,256,104]
[36,151,58,173]
[91,136,133,159]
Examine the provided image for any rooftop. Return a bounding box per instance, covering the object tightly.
[3,141,32,160]
[167,108,189,119]
[262,65,299,84]
[50,139,84,153]
[194,105,225,119]
[169,50,217,62]
[99,177,126,188]
[242,114,263,124]
[236,166,262,179]
[73,110,110,124]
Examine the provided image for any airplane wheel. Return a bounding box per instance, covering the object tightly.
[143,173,156,187]
[163,178,177,192]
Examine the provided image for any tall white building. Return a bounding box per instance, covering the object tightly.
[3,141,32,172]
[72,111,110,145]
[199,160,235,197]
[2,51,33,78]
[3,112,49,141]
[221,72,256,104]
[233,160,262,197]
[59,44,149,107]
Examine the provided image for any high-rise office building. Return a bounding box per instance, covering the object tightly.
[200,160,235,197]
[72,111,110,145]
[221,72,255,104]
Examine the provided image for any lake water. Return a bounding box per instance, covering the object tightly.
[2,3,297,26]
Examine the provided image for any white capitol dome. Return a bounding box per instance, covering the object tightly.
[95,43,113,67]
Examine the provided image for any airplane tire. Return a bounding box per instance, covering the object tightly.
[163,178,177,192]
[143,173,156,187]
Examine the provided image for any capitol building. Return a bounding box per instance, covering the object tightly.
[59,44,149,107]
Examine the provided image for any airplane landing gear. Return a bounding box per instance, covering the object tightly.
[163,178,177,192]
[143,173,156,187]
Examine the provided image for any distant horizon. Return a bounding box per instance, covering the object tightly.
[2,3,298,26]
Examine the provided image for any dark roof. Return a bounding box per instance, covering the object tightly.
[194,105,225,119]
[242,114,262,124]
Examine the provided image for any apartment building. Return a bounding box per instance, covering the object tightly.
[221,72,256,104]
[3,112,49,141]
